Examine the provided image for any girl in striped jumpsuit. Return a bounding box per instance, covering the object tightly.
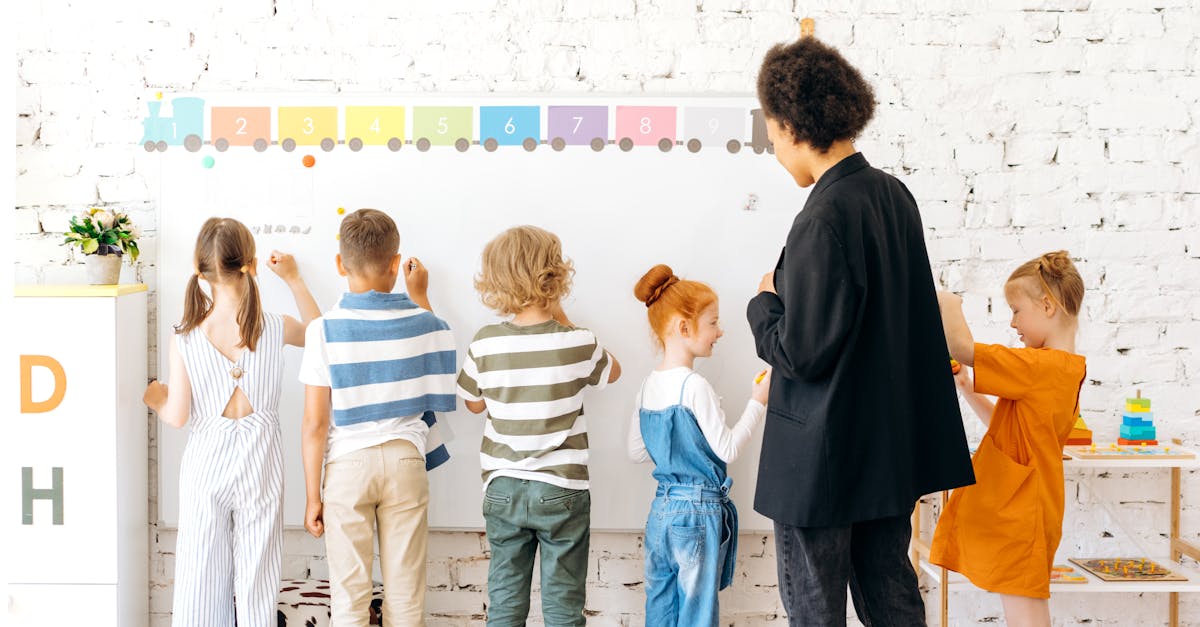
[144,217,320,627]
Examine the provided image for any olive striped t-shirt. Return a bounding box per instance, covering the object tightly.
[456,319,612,491]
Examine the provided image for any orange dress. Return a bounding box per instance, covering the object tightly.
[930,343,1086,598]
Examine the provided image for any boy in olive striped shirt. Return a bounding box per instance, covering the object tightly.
[457,226,621,627]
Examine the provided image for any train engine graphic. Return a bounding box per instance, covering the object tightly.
[141,97,205,152]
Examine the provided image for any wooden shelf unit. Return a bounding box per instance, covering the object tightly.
[910,442,1200,626]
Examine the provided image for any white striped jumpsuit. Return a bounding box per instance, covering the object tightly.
[173,313,285,627]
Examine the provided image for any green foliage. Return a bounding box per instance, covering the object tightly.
[62,208,141,263]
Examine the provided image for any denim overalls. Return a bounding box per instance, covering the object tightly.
[639,373,738,627]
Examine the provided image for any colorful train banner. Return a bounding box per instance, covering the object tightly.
[141,96,776,155]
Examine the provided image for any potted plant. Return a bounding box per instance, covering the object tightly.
[63,208,141,285]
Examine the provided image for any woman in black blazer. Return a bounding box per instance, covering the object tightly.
[747,36,975,626]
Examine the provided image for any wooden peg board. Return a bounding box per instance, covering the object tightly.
[1070,558,1188,582]
[1065,444,1196,460]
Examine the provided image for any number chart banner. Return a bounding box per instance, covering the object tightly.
[139,94,777,156]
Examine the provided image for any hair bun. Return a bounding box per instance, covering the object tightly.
[1039,250,1072,278]
[634,264,679,307]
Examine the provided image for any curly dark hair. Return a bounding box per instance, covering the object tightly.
[756,38,876,152]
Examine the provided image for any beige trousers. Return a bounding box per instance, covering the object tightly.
[323,438,429,627]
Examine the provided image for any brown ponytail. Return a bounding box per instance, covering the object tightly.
[175,217,264,350]
[1007,250,1084,317]
[237,267,264,351]
[634,264,717,349]
[179,273,212,335]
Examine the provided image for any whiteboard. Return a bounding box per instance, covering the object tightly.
[150,95,809,531]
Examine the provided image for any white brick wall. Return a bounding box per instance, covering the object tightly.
[14,1,1200,625]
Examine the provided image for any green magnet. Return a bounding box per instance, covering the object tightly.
[202,156,215,168]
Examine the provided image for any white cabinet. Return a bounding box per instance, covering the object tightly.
[6,285,149,627]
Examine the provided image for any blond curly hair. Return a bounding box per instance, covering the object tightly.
[475,226,574,315]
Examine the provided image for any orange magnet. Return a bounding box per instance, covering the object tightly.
[302,154,316,167]
[800,17,815,38]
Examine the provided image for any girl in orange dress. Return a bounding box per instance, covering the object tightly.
[930,251,1087,627]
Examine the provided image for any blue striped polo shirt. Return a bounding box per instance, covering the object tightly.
[299,290,457,469]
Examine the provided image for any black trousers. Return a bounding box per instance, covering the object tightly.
[774,508,926,627]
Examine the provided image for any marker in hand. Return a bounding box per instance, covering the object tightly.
[755,370,768,384]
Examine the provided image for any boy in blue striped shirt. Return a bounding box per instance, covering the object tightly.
[299,209,456,626]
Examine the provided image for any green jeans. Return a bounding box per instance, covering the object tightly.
[483,477,591,627]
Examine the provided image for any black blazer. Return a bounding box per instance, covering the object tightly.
[747,153,975,527]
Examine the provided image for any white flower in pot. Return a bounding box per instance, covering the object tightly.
[63,208,142,285]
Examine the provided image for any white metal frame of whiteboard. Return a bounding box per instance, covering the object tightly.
[148,94,804,532]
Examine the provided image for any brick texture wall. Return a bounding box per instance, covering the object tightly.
[14,1,1200,624]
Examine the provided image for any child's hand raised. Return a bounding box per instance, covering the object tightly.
[952,364,973,394]
[265,251,300,282]
[143,380,168,412]
[752,368,771,404]
[403,257,428,295]
[403,257,434,311]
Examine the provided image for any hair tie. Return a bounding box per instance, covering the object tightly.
[645,276,679,308]
[239,265,249,274]
[194,270,202,278]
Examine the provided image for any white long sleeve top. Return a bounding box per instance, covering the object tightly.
[627,367,766,465]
